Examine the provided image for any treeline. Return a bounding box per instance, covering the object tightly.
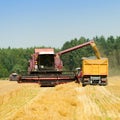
[0,36,120,77]
[0,48,34,77]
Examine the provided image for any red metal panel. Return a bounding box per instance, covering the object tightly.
[58,40,94,55]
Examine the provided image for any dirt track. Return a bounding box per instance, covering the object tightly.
[0,76,120,120]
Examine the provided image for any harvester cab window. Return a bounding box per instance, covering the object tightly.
[37,54,54,70]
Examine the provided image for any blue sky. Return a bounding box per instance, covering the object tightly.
[0,0,120,48]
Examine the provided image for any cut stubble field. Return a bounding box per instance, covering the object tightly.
[0,76,120,120]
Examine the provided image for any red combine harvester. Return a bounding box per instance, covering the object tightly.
[17,40,104,86]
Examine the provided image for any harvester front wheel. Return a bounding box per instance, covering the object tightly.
[17,76,22,83]
[82,83,86,87]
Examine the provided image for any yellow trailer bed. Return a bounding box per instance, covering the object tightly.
[82,58,108,76]
[81,58,108,86]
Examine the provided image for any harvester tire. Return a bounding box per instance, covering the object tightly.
[82,83,86,87]
[17,75,22,83]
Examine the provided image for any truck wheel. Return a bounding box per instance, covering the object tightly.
[103,82,107,86]
[99,82,107,86]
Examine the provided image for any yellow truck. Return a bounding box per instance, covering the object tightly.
[76,41,108,86]
[81,58,108,86]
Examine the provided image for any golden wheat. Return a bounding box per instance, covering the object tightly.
[0,76,120,120]
[0,81,40,120]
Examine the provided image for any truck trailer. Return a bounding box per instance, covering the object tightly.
[81,58,108,86]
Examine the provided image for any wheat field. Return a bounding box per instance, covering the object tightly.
[0,76,120,120]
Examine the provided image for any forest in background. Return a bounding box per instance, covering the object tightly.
[0,36,120,78]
